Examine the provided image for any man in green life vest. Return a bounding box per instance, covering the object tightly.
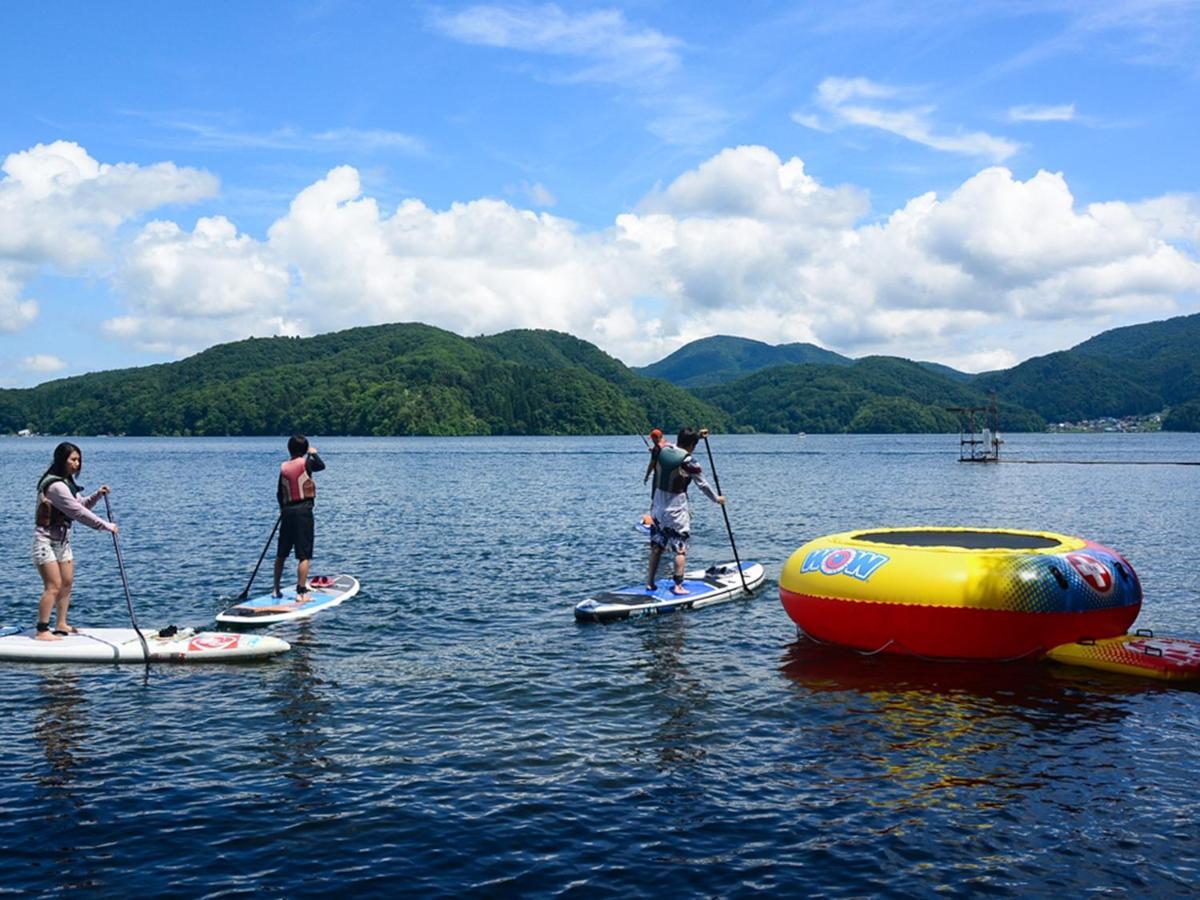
[647,427,725,594]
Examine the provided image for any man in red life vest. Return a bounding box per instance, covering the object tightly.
[273,434,326,600]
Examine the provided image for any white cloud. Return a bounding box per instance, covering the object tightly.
[75,143,1200,374]
[430,4,724,145]
[1009,103,1076,122]
[1130,194,1200,244]
[109,215,295,353]
[18,353,66,373]
[0,267,38,333]
[431,3,681,84]
[0,141,217,334]
[137,113,427,156]
[796,76,1020,162]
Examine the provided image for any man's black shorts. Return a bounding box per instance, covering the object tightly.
[278,506,315,561]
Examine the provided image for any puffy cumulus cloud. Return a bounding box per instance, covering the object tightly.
[1130,194,1200,244]
[1,141,218,268]
[265,166,648,337]
[95,145,1200,373]
[0,141,217,334]
[640,145,867,227]
[108,215,294,353]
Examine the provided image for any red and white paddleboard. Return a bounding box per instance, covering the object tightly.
[1047,631,1200,682]
[0,626,289,663]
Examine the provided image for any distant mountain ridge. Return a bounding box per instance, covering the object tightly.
[697,356,1044,434]
[974,312,1200,425]
[0,324,727,437]
[634,335,851,387]
[1,312,1197,435]
[637,313,1200,431]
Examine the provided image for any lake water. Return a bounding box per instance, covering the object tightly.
[0,433,1197,896]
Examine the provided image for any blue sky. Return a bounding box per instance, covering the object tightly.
[1,1,1198,386]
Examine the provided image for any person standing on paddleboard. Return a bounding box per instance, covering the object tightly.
[647,427,724,595]
[642,428,665,485]
[638,428,666,531]
[32,442,118,641]
[272,434,325,601]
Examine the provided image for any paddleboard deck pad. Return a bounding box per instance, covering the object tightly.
[1047,631,1200,682]
[0,626,289,663]
[217,574,359,625]
[575,561,765,623]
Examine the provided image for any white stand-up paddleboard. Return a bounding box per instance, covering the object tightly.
[0,626,289,663]
[216,574,359,626]
[575,561,765,623]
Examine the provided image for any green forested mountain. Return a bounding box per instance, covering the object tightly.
[1164,399,1200,431]
[972,352,1162,422]
[4,312,1198,436]
[1069,312,1200,408]
[973,312,1200,423]
[634,335,851,388]
[0,324,727,437]
[698,357,1045,434]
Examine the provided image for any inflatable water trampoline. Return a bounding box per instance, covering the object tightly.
[779,527,1142,660]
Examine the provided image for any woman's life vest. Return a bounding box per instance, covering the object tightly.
[35,475,77,528]
[279,456,316,505]
[652,445,694,495]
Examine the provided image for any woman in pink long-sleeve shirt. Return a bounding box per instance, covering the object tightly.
[32,442,117,641]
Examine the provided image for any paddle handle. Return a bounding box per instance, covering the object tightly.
[701,433,750,594]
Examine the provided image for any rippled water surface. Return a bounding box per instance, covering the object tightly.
[1,433,1197,896]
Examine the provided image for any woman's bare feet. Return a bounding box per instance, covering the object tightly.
[35,629,62,642]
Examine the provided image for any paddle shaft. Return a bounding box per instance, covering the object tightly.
[238,515,281,601]
[103,494,150,662]
[700,433,750,594]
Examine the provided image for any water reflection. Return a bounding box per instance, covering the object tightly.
[640,619,709,770]
[34,671,89,792]
[265,622,333,789]
[778,638,1143,816]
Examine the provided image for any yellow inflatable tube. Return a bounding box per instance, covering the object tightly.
[779,527,1142,659]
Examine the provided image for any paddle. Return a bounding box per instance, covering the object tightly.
[236,515,281,602]
[103,493,150,663]
[700,430,750,594]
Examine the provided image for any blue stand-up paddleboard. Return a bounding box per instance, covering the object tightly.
[217,574,360,626]
[575,561,765,623]
[0,626,289,663]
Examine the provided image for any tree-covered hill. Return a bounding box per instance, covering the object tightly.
[634,335,851,388]
[5,311,1198,436]
[698,357,1045,434]
[972,352,1162,423]
[971,313,1200,423]
[1068,312,1200,408]
[0,324,728,437]
[1164,398,1200,431]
